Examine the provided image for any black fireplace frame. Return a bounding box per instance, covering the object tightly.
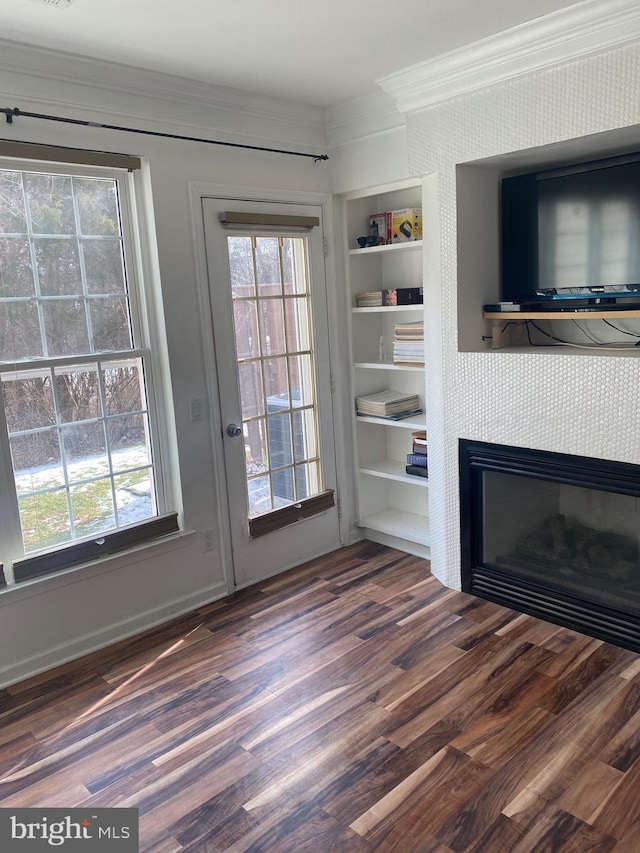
[459,439,640,652]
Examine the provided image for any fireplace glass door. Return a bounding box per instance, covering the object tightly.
[460,440,640,651]
[482,470,640,612]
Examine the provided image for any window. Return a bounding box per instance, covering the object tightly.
[0,156,176,584]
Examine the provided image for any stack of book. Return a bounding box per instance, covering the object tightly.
[356,389,422,420]
[406,430,428,478]
[355,291,383,307]
[393,321,424,366]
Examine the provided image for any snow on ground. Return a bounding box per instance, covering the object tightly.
[17,446,153,547]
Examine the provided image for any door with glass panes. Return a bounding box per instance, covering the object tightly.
[202,197,340,588]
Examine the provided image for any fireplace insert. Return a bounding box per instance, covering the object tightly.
[459,439,640,651]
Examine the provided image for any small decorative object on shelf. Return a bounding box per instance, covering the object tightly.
[356,235,379,248]
[391,208,422,243]
[368,212,392,245]
[389,287,422,306]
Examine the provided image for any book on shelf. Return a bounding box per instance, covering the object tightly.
[355,291,383,307]
[411,429,427,454]
[393,320,424,366]
[406,453,428,468]
[358,409,423,421]
[356,389,421,419]
[406,464,428,478]
[394,320,424,338]
[363,409,423,421]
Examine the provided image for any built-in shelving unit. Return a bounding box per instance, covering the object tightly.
[343,179,429,558]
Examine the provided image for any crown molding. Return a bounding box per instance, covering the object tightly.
[326,91,405,148]
[377,0,640,113]
[0,38,327,147]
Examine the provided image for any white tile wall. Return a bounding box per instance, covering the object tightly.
[405,42,640,588]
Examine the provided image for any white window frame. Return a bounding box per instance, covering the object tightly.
[0,156,176,584]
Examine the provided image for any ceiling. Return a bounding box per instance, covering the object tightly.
[2,0,585,108]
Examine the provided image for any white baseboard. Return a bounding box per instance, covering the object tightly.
[0,580,228,689]
[364,529,431,560]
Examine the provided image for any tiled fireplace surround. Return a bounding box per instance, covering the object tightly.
[404,40,640,593]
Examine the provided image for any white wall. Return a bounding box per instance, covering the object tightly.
[0,43,332,686]
[328,126,410,194]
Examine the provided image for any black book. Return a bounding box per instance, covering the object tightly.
[406,464,428,478]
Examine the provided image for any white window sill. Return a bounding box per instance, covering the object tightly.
[0,529,196,607]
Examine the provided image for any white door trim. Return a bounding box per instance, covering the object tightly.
[188,181,349,593]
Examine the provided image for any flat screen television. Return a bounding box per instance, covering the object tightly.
[501,151,640,309]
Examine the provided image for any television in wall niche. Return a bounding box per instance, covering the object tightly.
[501,151,640,310]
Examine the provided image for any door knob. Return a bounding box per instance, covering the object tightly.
[226,423,242,437]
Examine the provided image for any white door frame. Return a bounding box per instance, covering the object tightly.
[189,182,351,592]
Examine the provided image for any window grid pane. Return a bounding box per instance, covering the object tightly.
[2,354,156,554]
[2,355,156,554]
[229,233,322,519]
[0,170,132,364]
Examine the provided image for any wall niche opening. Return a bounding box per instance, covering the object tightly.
[455,126,640,354]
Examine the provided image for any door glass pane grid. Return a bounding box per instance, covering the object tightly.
[233,300,259,360]
[0,169,132,364]
[255,237,282,296]
[228,232,321,519]
[282,237,308,295]
[244,403,319,517]
[227,236,256,298]
[1,354,156,554]
[259,297,286,356]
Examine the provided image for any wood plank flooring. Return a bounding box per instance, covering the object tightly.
[1,541,640,851]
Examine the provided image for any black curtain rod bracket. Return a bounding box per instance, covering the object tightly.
[1,106,329,162]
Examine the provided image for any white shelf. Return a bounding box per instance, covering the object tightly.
[352,305,423,313]
[359,508,430,546]
[360,459,429,487]
[354,361,424,371]
[349,240,422,257]
[356,412,426,430]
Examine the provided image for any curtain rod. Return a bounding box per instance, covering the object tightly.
[1,106,329,163]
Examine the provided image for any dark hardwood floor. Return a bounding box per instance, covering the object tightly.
[1,541,640,851]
